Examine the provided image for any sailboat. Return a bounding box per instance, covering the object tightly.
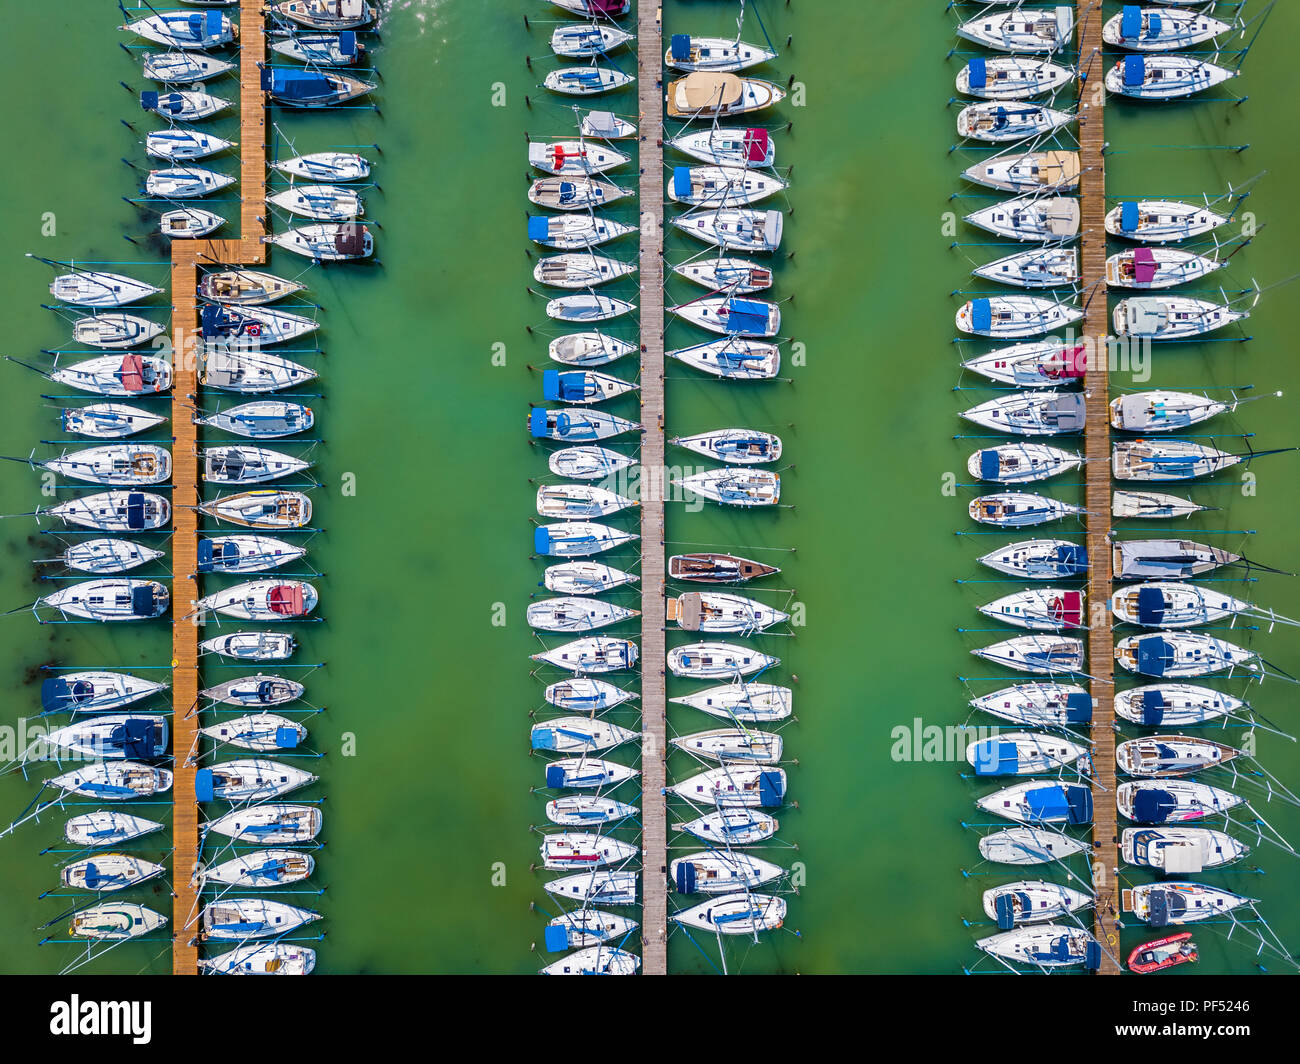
[1124,883,1252,926]
[195,579,318,620]
[145,165,235,198]
[671,682,792,723]
[542,758,638,790]
[956,56,1074,100]
[204,850,315,887]
[272,152,370,182]
[40,671,166,715]
[1111,539,1239,579]
[531,717,638,754]
[200,633,298,662]
[1106,56,1238,100]
[1115,684,1246,728]
[667,642,778,679]
[201,349,318,394]
[528,213,637,249]
[549,445,638,480]
[197,400,313,438]
[1117,735,1239,778]
[667,337,780,379]
[44,716,168,760]
[1105,199,1228,242]
[260,67,375,107]
[968,492,1084,528]
[670,127,774,168]
[967,732,1087,777]
[977,539,1087,579]
[669,766,786,808]
[961,341,1087,388]
[199,713,306,753]
[973,247,1078,288]
[268,0,376,30]
[161,206,224,238]
[976,781,1093,826]
[36,444,171,486]
[269,222,373,261]
[145,129,235,162]
[533,252,636,289]
[976,926,1100,969]
[544,677,636,712]
[674,893,786,935]
[1102,6,1231,50]
[194,759,317,802]
[956,296,1082,338]
[200,303,319,346]
[672,255,771,293]
[38,579,169,622]
[529,176,630,211]
[550,23,634,57]
[673,809,778,846]
[668,166,786,208]
[1116,632,1257,678]
[267,184,363,221]
[533,521,638,557]
[957,102,1073,143]
[961,150,1080,194]
[964,195,1079,242]
[544,67,635,95]
[142,52,235,84]
[66,812,163,848]
[668,553,779,584]
[546,293,636,322]
[1114,296,1248,340]
[545,795,638,826]
[665,34,775,73]
[1112,439,1252,481]
[548,332,636,367]
[206,804,322,844]
[61,404,166,439]
[960,391,1086,435]
[197,535,307,573]
[540,832,638,870]
[677,467,780,506]
[1122,828,1246,873]
[667,591,788,634]
[204,446,309,485]
[977,588,1085,631]
[537,484,636,519]
[71,904,167,941]
[271,31,366,66]
[1106,247,1223,289]
[529,407,639,441]
[1110,582,1256,628]
[121,10,235,49]
[982,881,1092,925]
[198,943,317,975]
[969,683,1091,728]
[1112,490,1210,520]
[669,296,780,336]
[669,207,783,252]
[61,854,164,893]
[967,443,1083,483]
[671,852,784,894]
[49,762,173,801]
[671,729,782,764]
[1118,779,1243,824]
[979,827,1088,866]
[526,597,639,632]
[140,89,231,122]
[539,946,640,975]
[201,898,321,940]
[1110,390,1233,432]
[50,538,164,574]
[43,490,170,532]
[529,140,630,176]
[200,674,304,708]
[972,635,1086,674]
[71,314,165,350]
[530,637,639,673]
[671,428,781,465]
[49,271,162,308]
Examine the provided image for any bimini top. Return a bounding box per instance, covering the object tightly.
[725,299,771,335]
[968,56,987,89]
[1131,247,1158,284]
[1124,56,1146,87]
[1120,6,1146,40]
[268,584,306,616]
[744,128,769,163]
[970,298,993,333]
[675,72,743,111]
[542,370,593,403]
[1026,783,1092,824]
[1119,200,1141,232]
[670,34,693,61]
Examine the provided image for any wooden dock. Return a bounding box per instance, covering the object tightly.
[636,1,668,977]
[1076,1,1121,975]
[169,0,269,974]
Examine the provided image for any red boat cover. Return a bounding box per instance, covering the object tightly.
[119,354,145,393]
[745,128,769,163]
[1049,590,1083,627]
[1060,345,1087,378]
[269,584,304,616]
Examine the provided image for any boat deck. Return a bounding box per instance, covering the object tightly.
[637,0,668,977]
[1077,0,1121,975]
[169,0,269,975]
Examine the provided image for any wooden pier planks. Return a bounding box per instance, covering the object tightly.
[1077,0,1121,974]
[170,0,269,974]
[637,1,668,976]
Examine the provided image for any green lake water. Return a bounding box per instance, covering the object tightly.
[0,0,1298,975]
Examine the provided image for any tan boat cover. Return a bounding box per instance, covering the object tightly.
[673,73,743,112]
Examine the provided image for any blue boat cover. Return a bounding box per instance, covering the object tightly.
[1065,690,1093,723]
[41,677,91,713]
[1120,200,1139,231]
[195,768,215,802]
[1026,785,1068,822]
[275,726,300,749]
[757,770,784,807]
[1066,785,1092,824]
[726,299,769,336]
[557,181,577,204]
[973,739,1017,777]
[527,215,551,241]
[1148,890,1171,927]
[675,861,697,893]
[140,91,158,111]
[544,764,566,789]
[1135,585,1166,625]
[968,57,987,89]
[672,167,693,198]
[110,719,157,760]
[1136,636,1174,676]
[543,924,570,952]
[1054,543,1087,573]
[131,584,158,617]
[339,30,357,57]
[994,892,1017,931]
[1133,787,1175,823]
[971,298,992,333]
[532,728,558,751]
[261,68,336,102]
[1120,5,1142,39]
[1084,940,1102,970]
[1141,687,1168,726]
[528,407,550,438]
[670,34,691,61]
[126,492,146,531]
[979,449,1001,480]
[1149,12,1161,35]
[1123,55,1146,89]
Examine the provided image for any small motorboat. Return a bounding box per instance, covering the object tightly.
[54,538,164,574]
[201,350,318,394]
[537,485,636,520]
[140,89,231,122]
[142,52,236,84]
[542,757,638,790]
[39,444,171,486]
[71,314,165,350]
[161,207,225,238]
[957,102,1073,143]
[961,391,1086,435]
[669,296,780,336]
[544,677,635,712]
[533,521,638,557]
[967,731,1087,778]
[668,553,779,584]
[39,670,166,716]
[972,635,1085,674]
[71,904,167,941]
[49,762,173,801]
[1106,55,1237,100]
[967,443,1083,484]
[962,150,1079,193]
[203,849,315,887]
[546,293,636,322]
[529,140,630,176]
[1109,390,1231,432]
[667,642,778,679]
[544,910,638,951]
[973,247,1078,288]
[145,165,235,198]
[670,127,774,168]
[528,407,639,442]
[961,341,1087,388]
[50,271,162,308]
[121,10,235,49]
[197,401,314,438]
[200,633,298,663]
[268,0,375,30]
[670,766,786,808]
[272,152,370,182]
[61,404,166,439]
[194,759,317,802]
[665,34,775,73]
[539,946,640,976]
[1114,296,1247,340]
[1115,632,1256,678]
[671,728,782,764]
[1112,490,1210,520]
[965,195,1079,243]
[269,222,373,261]
[529,176,630,212]
[1103,7,1231,51]
[549,445,637,480]
[671,683,792,723]
[968,492,1084,529]
[526,597,639,633]
[544,66,635,95]
[666,72,786,118]
[1118,779,1243,824]
[956,56,1074,100]
[65,812,163,848]
[201,898,321,940]
[200,304,319,346]
[1110,582,1251,628]
[200,674,304,708]
[668,591,788,634]
[45,715,168,760]
[533,252,636,289]
[667,166,786,208]
[540,832,638,870]
[197,535,307,573]
[46,490,170,532]
[977,588,1085,631]
[956,6,1074,52]
[673,810,778,846]
[528,213,637,250]
[671,852,784,894]
[271,30,365,66]
[62,854,164,893]
[198,943,317,976]
[969,683,1091,728]
[1113,439,1247,482]
[1111,539,1239,580]
[260,66,375,107]
[531,717,637,754]
[146,128,235,161]
[956,296,1082,338]
[206,804,322,845]
[976,781,1092,826]
[1105,199,1228,243]
[550,23,634,58]
[672,255,772,293]
[667,337,779,379]
[673,893,785,935]
[195,579,318,620]
[671,428,780,465]
[39,579,169,622]
[1115,684,1245,728]
[530,637,639,673]
[1123,828,1246,873]
[976,926,1100,970]
[678,467,780,506]
[200,270,307,306]
[1106,246,1222,289]
[1124,883,1252,926]
[548,332,636,367]
[669,207,783,252]
[545,795,638,826]
[978,827,1088,866]
[982,881,1092,927]
[268,183,363,221]
[1128,932,1198,975]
